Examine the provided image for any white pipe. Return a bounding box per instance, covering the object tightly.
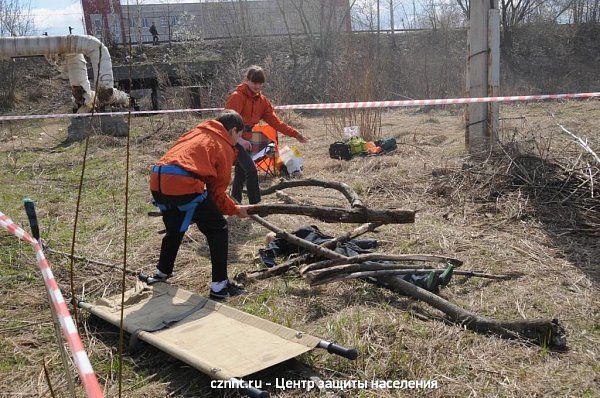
[64,53,93,107]
[0,35,129,109]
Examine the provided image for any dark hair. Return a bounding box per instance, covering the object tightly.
[245,65,265,83]
[216,110,244,131]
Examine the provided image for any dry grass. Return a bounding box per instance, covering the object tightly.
[0,101,599,397]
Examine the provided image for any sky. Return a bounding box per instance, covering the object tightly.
[29,0,84,36]
[28,0,251,36]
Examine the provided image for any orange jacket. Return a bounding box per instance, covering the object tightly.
[225,83,299,140]
[150,120,240,216]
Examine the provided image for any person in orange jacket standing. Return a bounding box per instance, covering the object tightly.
[225,65,308,204]
[148,110,253,300]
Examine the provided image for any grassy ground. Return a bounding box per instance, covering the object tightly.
[0,101,598,397]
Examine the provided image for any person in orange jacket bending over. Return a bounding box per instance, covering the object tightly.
[225,65,308,204]
[149,110,253,300]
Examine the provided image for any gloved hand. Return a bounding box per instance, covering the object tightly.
[237,205,254,218]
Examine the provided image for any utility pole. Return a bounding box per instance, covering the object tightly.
[465,0,500,156]
[376,0,381,52]
[389,0,395,48]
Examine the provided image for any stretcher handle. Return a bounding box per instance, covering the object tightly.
[23,198,40,240]
[239,385,269,398]
[318,340,358,360]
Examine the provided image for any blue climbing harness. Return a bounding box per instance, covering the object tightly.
[151,164,208,232]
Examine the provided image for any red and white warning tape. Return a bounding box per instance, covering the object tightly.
[276,92,600,110]
[0,211,104,398]
[0,91,598,122]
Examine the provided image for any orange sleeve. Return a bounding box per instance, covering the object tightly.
[206,178,239,216]
[203,148,240,216]
[261,98,299,138]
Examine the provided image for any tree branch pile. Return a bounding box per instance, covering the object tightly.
[240,178,567,349]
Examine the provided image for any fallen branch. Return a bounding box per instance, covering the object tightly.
[239,222,382,282]
[311,269,440,285]
[275,190,301,204]
[249,215,347,260]
[379,276,567,349]
[261,178,365,208]
[294,244,563,348]
[550,114,600,165]
[305,261,523,284]
[248,204,415,224]
[46,247,138,276]
[299,254,463,275]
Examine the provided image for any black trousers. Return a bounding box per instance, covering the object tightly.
[153,193,229,282]
[230,144,261,204]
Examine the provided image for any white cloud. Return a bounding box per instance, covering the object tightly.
[30,2,84,36]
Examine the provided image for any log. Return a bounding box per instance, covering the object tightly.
[380,276,567,349]
[261,178,365,208]
[248,204,415,224]
[239,222,382,282]
[299,254,463,275]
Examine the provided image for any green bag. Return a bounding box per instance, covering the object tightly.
[349,137,368,156]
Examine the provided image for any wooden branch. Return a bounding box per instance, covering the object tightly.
[248,203,415,224]
[249,215,347,260]
[550,114,600,165]
[275,190,299,204]
[260,178,365,208]
[379,276,567,349]
[246,205,565,348]
[46,247,139,276]
[299,253,463,275]
[305,261,522,284]
[304,268,521,286]
[238,222,382,282]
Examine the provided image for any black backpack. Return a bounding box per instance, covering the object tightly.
[329,141,352,160]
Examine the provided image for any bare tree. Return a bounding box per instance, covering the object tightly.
[569,0,600,22]
[0,0,34,109]
[455,0,550,49]
[0,0,34,36]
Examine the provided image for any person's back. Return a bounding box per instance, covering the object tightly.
[153,120,237,209]
[148,111,253,300]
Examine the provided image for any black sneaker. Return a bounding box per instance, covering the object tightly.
[146,272,174,285]
[209,281,247,300]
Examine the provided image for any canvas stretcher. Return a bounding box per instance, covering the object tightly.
[79,281,357,398]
